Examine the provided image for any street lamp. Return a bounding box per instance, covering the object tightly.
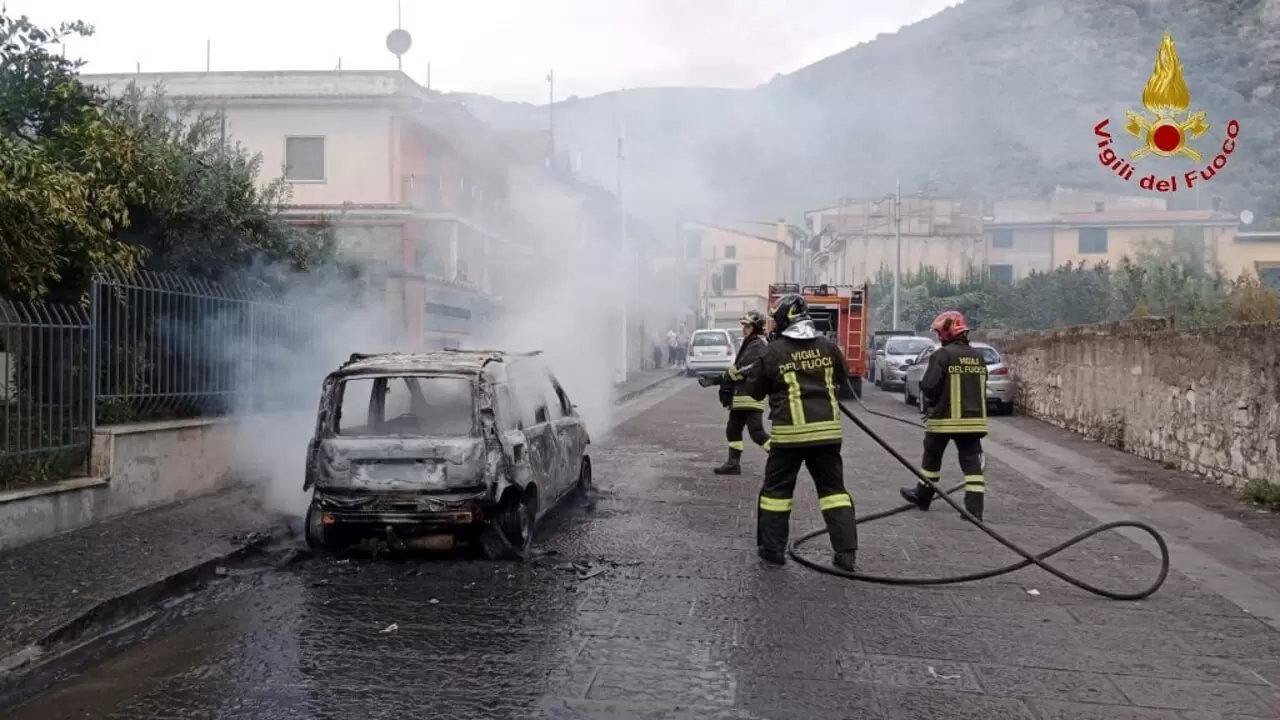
[875,183,903,330]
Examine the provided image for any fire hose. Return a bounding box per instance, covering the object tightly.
[700,369,1171,600]
[785,387,1171,600]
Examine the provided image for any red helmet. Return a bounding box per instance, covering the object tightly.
[931,310,969,342]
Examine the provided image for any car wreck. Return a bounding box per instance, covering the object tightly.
[303,349,592,559]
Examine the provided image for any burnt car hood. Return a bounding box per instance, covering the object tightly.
[315,436,489,492]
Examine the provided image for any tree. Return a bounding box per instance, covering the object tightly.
[0,13,151,300]
[0,11,350,302]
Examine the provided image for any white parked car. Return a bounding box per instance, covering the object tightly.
[685,328,736,377]
[872,336,936,390]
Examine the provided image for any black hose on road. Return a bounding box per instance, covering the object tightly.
[788,388,1172,601]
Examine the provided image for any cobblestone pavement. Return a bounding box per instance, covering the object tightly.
[0,487,278,665]
[9,381,1280,719]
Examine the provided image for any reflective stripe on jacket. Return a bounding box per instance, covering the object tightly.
[744,335,849,447]
[726,334,769,411]
[920,340,989,433]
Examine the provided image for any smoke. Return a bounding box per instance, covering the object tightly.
[227,174,688,521]
[229,268,402,520]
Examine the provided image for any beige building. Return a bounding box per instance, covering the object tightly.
[683,220,801,328]
[805,196,985,286]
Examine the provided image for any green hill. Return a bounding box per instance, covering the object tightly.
[453,0,1280,231]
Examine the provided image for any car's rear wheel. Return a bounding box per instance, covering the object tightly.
[304,502,351,552]
[480,489,536,561]
[573,457,595,502]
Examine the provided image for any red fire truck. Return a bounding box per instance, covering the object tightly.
[766,283,870,398]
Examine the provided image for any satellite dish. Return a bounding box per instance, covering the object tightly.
[386,29,412,57]
[1241,209,1255,225]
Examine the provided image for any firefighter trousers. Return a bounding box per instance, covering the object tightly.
[726,410,770,454]
[915,432,986,516]
[757,443,858,555]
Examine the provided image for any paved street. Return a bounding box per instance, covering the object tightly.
[7,379,1280,719]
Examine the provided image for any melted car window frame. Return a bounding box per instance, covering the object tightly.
[332,373,477,437]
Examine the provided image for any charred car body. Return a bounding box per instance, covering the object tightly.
[303,349,592,559]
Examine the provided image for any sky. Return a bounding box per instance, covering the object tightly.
[10,0,961,103]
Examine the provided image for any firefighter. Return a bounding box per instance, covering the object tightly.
[741,293,859,570]
[706,311,772,475]
[899,310,989,521]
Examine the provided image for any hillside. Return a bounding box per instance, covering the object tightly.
[452,0,1280,231]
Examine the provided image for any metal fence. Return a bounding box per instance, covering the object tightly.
[0,300,95,488]
[1,270,316,489]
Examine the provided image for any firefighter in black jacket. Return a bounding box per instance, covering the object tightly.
[741,294,859,570]
[707,311,772,474]
[900,310,989,520]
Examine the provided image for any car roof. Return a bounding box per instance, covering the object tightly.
[331,349,543,377]
[692,328,728,334]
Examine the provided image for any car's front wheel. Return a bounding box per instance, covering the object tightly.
[903,382,914,405]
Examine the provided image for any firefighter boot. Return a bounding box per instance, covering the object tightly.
[962,491,984,522]
[899,482,936,511]
[713,448,743,475]
[757,546,786,565]
[832,518,857,571]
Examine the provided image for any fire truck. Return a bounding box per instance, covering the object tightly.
[766,283,870,398]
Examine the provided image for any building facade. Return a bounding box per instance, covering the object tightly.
[84,70,528,348]
[683,220,801,328]
[805,196,985,286]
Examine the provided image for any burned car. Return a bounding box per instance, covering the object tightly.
[303,349,593,559]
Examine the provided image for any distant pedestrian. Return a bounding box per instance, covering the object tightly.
[652,342,663,369]
[677,329,690,365]
[666,329,678,367]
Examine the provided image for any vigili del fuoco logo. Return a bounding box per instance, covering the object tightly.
[1094,31,1240,193]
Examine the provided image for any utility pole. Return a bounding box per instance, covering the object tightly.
[892,179,902,330]
[617,131,628,384]
[206,39,211,71]
[546,70,556,163]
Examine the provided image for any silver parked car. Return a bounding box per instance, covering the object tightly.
[685,328,736,377]
[902,341,1015,415]
[303,350,593,558]
[873,336,936,390]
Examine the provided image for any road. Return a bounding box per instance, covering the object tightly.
[8,380,1280,719]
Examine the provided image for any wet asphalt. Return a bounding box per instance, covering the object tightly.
[9,380,1280,719]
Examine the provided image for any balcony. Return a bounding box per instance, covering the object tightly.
[399,174,514,238]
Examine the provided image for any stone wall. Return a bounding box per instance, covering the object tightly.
[979,319,1280,490]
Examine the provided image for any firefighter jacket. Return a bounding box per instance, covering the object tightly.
[920,338,989,434]
[743,327,849,447]
[724,334,769,411]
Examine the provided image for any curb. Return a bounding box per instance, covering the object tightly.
[613,370,686,404]
[0,527,282,687]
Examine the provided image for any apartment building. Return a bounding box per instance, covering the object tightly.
[683,220,802,328]
[805,196,985,285]
[84,70,529,347]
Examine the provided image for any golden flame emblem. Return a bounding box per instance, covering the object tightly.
[1124,32,1210,160]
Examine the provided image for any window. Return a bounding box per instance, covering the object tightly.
[691,331,730,347]
[685,230,702,258]
[723,245,736,259]
[285,136,325,181]
[989,264,1014,283]
[721,264,738,290]
[991,229,1014,249]
[885,337,933,356]
[1078,228,1108,254]
[1260,265,1280,292]
[978,346,1001,364]
[335,375,475,436]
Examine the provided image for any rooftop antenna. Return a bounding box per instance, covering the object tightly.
[385,0,412,72]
